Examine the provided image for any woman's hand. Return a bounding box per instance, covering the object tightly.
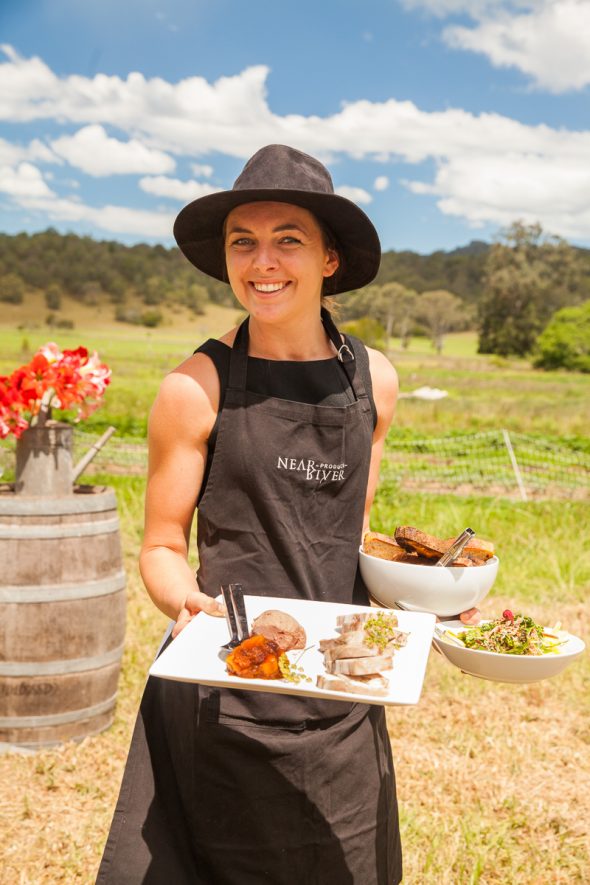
[172,589,226,638]
[459,607,481,625]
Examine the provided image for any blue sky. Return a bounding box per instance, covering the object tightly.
[1,0,589,254]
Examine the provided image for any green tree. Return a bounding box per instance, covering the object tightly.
[338,283,418,350]
[185,283,208,315]
[533,301,590,372]
[416,289,463,354]
[143,275,167,305]
[80,280,103,305]
[378,282,418,349]
[0,272,26,303]
[45,282,63,311]
[478,222,583,356]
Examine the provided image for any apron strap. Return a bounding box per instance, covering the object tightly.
[320,307,368,402]
[228,309,369,402]
[228,317,250,391]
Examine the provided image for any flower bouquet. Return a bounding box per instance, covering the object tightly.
[0,343,111,495]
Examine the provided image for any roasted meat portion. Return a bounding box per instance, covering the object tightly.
[225,634,282,680]
[251,610,306,651]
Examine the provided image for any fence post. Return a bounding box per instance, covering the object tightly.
[502,429,528,502]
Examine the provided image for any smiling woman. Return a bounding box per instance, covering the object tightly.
[96,144,402,885]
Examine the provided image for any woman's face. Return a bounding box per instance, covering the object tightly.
[224,201,339,325]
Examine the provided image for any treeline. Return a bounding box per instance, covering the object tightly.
[1,225,589,369]
[0,228,235,314]
[339,223,590,369]
[0,228,494,313]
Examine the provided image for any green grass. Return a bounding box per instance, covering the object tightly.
[372,485,590,607]
[389,330,480,358]
[3,312,589,441]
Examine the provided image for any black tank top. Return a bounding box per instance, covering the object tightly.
[194,334,377,502]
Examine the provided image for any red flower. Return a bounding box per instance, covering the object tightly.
[0,375,29,439]
[0,343,111,438]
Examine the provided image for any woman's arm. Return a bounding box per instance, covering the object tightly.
[139,353,224,635]
[362,347,398,537]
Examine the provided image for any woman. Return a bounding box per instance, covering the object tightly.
[97,145,477,884]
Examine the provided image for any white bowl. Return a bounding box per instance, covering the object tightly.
[433,621,586,683]
[359,547,499,618]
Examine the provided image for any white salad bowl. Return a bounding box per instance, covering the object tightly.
[359,547,499,618]
[433,620,586,683]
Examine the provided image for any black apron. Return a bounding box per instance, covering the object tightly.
[97,310,402,884]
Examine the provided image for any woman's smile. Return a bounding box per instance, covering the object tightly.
[250,281,291,295]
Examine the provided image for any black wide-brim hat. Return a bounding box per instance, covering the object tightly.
[173,144,381,294]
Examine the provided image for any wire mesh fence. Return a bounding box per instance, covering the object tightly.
[1,428,588,500]
[384,430,590,500]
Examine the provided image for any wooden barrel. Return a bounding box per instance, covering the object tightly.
[0,484,126,748]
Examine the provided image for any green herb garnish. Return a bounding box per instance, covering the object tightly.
[363,612,403,652]
[278,653,312,684]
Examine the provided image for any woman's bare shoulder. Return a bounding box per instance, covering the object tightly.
[366,347,399,426]
[366,347,398,393]
[149,328,239,443]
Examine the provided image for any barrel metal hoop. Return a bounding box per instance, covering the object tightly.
[0,488,117,516]
[0,516,120,539]
[0,694,117,729]
[0,569,126,604]
[0,644,125,677]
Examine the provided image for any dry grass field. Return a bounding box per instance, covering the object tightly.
[0,478,588,884]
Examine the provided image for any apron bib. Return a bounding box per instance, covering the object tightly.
[96,311,402,884]
[196,309,374,722]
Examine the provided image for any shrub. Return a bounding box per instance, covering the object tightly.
[141,309,163,328]
[0,272,26,303]
[533,301,590,372]
[340,316,387,351]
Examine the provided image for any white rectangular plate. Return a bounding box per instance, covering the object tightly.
[149,596,436,706]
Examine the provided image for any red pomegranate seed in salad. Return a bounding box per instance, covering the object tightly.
[502,609,514,621]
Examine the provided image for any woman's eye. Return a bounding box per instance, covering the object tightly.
[280,236,302,245]
[230,237,254,247]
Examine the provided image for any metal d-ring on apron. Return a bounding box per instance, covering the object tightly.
[96,310,402,885]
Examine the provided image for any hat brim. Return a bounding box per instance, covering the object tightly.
[173,188,381,295]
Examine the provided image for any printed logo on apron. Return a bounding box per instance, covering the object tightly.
[276,456,347,483]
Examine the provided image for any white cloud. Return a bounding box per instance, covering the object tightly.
[444,1,590,92]
[335,185,373,205]
[374,175,390,191]
[2,45,590,241]
[0,162,54,198]
[405,152,590,239]
[401,1,590,93]
[139,175,221,200]
[50,124,175,176]
[14,190,174,238]
[190,162,213,177]
[0,135,59,166]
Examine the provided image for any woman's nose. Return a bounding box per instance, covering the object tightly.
[252,243,278,272]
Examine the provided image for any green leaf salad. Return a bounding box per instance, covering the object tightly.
[454,610,565,656]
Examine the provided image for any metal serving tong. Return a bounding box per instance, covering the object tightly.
[220,583,250,651]
[436,527,475,568]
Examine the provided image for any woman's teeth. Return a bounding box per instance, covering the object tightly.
[252,282,287,292]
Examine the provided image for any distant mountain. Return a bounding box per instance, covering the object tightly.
[447,240,490,257]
